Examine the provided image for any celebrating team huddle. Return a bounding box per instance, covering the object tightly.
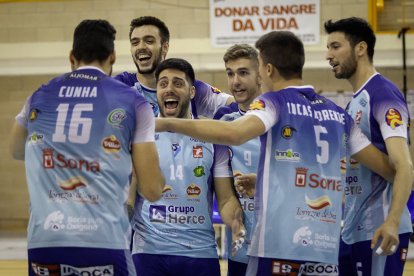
[10,15,412,276]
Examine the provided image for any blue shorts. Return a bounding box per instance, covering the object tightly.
[132,253,220,276]
[28,247,135,276]
[227,258,248,276]
[246,256,338,276]
[338,232,410,276]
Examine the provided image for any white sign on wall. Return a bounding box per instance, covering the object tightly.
[209,0,320,48]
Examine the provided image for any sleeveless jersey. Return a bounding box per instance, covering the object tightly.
[244,86,369,265]
[15,67,154,250]
[114,72,230,118]
[342,73,412,244]
[214,102,260,264]
[131,131,232,258]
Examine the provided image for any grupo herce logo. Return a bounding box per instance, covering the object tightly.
[107,108,127,128]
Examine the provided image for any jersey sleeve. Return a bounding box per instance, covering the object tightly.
[372,91,409,140]
[132,100,156,144]
[213,144,233,178]
[349,122,371,156]
[15,95,32,129]
[245,97,279,132]
[193,80,231,118]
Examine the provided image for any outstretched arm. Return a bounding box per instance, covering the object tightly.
[156,115,265,146]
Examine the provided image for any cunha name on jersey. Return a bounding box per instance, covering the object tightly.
[59,86,98,98]
[286,102,345,125]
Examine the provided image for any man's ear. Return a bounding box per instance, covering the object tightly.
[162,41,169,59]
[266,63,274,78]
[355,41,368,57]
[110,51,116,65]
[190,85,195,99]
[69,50,76,71]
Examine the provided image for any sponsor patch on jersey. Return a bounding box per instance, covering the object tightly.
[58,176,87,191]
[295,167,308,187]
[249,99,265,111]
[305,195,332,210]
[385,108,403,129]
[29,108,38,121]
[275,149,301,162]
[193,146,203,158]
[149,205,166,222]
[102,135,121,153]
[211,86,222,94]
[355,110,362,124]
[107,108,127,128]
[43,148,55,168]
[281,125,296,139]
[359,98,367,107]
[172,143,181,157]
[193,166,205,177]
[28,132,44,145]
[187,183,201,198]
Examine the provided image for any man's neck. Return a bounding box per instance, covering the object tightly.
[136,72,157,89]
[348,62,376,92]
[270,78,303,92]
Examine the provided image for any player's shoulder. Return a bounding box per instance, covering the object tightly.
[194,79,222,94]
[113,71,137,86]
[214,102,238,120]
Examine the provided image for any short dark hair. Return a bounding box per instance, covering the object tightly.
[155,58,195,86]
[223,44,259,65]
[129,16,170,44]
[255,31,304,79]
[72,19,116,63]
[324,17,376,62]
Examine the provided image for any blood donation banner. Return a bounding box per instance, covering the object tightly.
[209,0,320,47]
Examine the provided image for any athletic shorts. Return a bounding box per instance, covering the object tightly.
[132,253,220,276]
[338,232,410,276]
[246,256,338,276]
[28,247,135,276]
[227,258,248,276]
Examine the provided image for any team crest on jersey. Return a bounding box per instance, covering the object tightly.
[43,148,55,168]
[172,143,181,157]
[107,108,127,128]
[29,108,38,121]
[295,167,308,187]
[355,110,362,124]
[281,125,296,139]
[249,99,265,111]
[385,108,403,129]
[211,86,222,94]
[193,146,203,158]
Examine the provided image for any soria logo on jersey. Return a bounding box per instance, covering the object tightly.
[42,148,100,172]
[294,167,341,191]
[385,108,403,129]
[292,226,337,251]
[107,108,127,128]
[31,262,113,276]
[149,205,206,224]
[43,211,102,232]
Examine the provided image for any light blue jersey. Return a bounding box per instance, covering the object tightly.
[215,102,259,264]
[245,86,370,265]
[114,72,230,118]
[131,130,232,258]
[342,73,412,244]
[15,67,155,250]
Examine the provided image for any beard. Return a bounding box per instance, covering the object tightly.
[134,49,163,75]
[334,54,357,79]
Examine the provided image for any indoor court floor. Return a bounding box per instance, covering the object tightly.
[0,231,413,275]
